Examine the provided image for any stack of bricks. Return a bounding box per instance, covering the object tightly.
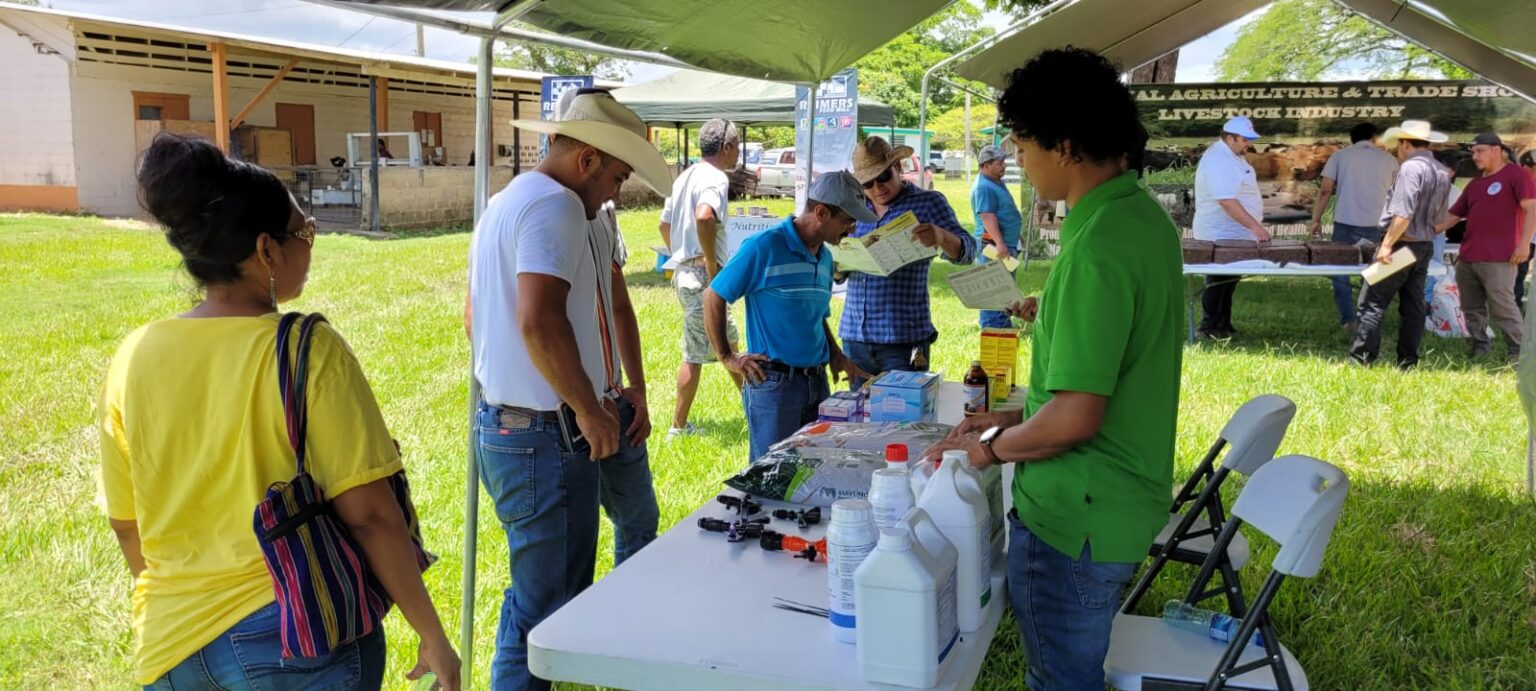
[1213,240,1263,263]
[1259,239,1309,265]
[1181,238,1214,264]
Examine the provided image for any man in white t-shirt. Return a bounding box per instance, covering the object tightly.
[468,91,671,691]
[658,118,743,438]
[1193,116,1270,339]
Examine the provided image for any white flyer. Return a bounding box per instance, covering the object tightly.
[828,211,938,276]
[946,260,1025,310]
[1360,246,1417,285]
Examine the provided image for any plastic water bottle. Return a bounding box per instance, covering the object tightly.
[868,468,916,530]
[827,499,879,643]
[1162,600,1264,647]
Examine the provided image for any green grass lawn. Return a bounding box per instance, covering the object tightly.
[2,188,1533,690]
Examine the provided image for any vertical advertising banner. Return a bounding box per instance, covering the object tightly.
[540,75,594,159]
[794,69,859,210]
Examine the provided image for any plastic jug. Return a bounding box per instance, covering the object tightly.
[954,460,1005,566]
[917,450,992,633]
[855,508,959,689]
[908,456,938,503]
[827,499,879,643]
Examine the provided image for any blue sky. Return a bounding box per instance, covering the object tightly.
[45,0,1259,84]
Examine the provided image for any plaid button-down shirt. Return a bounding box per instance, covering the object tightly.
[839,182,977,344]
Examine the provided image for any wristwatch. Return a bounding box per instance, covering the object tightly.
[979,426,1004,465]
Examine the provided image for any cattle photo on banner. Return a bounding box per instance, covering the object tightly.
[540,75,594,158]
[794,69,860,211]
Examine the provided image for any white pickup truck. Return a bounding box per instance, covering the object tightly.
[753,148,797,197]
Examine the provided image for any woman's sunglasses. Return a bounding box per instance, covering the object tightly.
[291,217,316,246]
[861,168,895,190]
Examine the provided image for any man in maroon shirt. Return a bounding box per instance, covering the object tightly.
[1439,133,1536,359]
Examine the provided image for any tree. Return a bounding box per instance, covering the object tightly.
[1215,0,1471,82]
[853,1,994,128]
[491,23,631,80]
[929,102,998,152]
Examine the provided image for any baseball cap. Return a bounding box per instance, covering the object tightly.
[1473,132,1504,147]
[977,144,1007,165]
[1222,116,1260,140]
[809,171,879,223]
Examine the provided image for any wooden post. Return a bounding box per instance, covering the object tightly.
[378,77,390,132]
[208,42,230,153]
[229,58,299,131]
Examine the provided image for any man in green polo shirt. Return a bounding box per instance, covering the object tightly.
[926,48,1182,691]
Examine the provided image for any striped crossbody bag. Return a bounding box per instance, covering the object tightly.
[252,312,435,658]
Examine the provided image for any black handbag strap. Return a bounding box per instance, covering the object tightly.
[276,312,328,475]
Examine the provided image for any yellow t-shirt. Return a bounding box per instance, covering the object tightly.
[97,314,403,685]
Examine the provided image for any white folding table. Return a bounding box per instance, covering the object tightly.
[528,383,1023,690]
[1182,262,1365,343]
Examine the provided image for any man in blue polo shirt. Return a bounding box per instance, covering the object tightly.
[704,172,877,462]
[972,143,1024,327]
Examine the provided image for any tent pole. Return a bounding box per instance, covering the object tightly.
[964,93,972,189]
[461,34,493,691]
[368,77,381,233]
[803,81,818,213]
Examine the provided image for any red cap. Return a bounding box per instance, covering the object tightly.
[885,444,909,463]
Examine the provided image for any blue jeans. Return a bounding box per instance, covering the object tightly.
[477,398,658,691]
[144,603,384,690]
[1007,513,1138,691]
[599,399,660,564]
[742,367,829,463]
[843,339,932,390]
[1330,223,1383,324]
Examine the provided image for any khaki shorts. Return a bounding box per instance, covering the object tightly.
[673,262,739,364]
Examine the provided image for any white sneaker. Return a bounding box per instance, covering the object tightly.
[667,423,704,439]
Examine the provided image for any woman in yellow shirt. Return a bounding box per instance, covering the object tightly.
[99,133,460,690]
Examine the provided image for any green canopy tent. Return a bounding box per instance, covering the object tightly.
[611,68,895,127]
[937,0,1536,497]
[309,1,951,684]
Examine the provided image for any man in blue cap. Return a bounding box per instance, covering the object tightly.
[973,143,1025,328]
[703,172,877,462]
[1192,116,1270,339]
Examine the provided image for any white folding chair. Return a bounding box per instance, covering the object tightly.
[1123,395,1296,617]
[1106,455,1349,691]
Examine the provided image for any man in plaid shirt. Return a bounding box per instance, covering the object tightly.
[840,136,977,385]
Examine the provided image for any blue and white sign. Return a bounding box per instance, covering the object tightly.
[540,75,594,158]
[794,69,860,210]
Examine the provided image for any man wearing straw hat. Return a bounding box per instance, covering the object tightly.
[468,90,671,690]
[841,136,977,385]
[1352,119,1452,369]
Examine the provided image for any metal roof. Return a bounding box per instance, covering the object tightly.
[0,3,621,88]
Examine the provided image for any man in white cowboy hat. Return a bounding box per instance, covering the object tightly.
[841,135,977,385]
[468,89,671,691]
[1352,119,1452,369]
[1192,115,1269,339]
